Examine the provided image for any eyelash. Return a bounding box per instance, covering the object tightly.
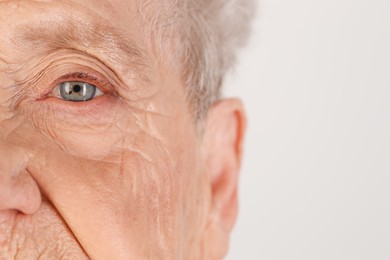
[54,72,108,91]
[45,72,114,99]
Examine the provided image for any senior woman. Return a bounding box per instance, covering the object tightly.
[0,0,253,259]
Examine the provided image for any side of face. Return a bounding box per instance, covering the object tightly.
[0,1,246,259]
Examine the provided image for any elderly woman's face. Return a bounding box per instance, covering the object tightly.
[0,1,245,259]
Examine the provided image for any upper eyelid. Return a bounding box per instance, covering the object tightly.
[57,72,97,82]
[16,52,120,94]
[54,72,112,92]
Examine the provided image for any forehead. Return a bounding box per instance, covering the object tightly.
[0,0,152,79]
[0,0,136,16]
[0,0,140,36]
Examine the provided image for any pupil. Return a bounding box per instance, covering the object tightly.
[73,85,81,93]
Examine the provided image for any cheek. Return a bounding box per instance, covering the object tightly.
[22,97,129,160]
[28,134,203,258]
[21,109,203,257]
[7,87,208,257]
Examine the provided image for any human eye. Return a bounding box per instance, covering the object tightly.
[51,81,103,102]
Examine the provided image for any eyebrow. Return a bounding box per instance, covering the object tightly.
[13,18,149,79]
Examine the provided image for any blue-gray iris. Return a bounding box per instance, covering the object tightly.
[59,82,97,102]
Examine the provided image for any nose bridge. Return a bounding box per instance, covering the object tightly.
[0,120,42,215]
[0,141,30,178]
[0,57,28,172]
[0,88,17,134]
[0,13,42,214]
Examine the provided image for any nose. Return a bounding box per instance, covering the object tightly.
[0,144,42,215]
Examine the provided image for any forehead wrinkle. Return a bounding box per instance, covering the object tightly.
[12,17,149,79]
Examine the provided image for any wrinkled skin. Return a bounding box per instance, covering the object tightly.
[0,1,246,259]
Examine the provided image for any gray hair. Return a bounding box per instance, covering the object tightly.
[139,0,255,120]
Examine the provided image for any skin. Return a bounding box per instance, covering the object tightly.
[0,0,246,259]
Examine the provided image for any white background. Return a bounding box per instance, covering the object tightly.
[225,0,389,259]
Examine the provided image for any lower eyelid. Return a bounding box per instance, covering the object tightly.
[39,94,115,113]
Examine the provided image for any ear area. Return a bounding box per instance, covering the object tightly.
[201,98,246,259]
